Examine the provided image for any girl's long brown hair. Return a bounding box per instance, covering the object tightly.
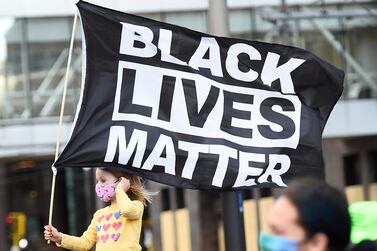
[100,168,152,205]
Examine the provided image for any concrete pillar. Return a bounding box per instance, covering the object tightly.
[208,2,246,250]
[359,152,371,200]
[185,190,201,251]
[148,182,163,251]
[168,188,178,251]
[205,2,232,248]
[323,139,346,190]
[208,0,229,36]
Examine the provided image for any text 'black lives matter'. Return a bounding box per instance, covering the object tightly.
[53,1,344,190]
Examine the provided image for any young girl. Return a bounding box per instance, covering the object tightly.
[44,168,151,251]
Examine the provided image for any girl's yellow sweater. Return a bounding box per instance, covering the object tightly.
[57,187,144,251]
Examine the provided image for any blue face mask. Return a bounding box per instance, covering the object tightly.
[259,232,300,251]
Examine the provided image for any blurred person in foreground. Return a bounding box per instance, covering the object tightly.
[260,178,375,251]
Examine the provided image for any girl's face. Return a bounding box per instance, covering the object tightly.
[95,168,118,185]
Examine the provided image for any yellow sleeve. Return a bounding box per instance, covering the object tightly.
[56,213,97,251]
[115,187,144,220]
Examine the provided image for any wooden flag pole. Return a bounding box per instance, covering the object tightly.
[47,11,79,244]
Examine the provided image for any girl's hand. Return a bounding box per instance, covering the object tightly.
[44,225,62,244]
[117,177,130,192]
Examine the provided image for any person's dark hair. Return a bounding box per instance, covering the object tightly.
[284,178,351,251]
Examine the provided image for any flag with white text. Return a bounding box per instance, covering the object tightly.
[53,0,344,190]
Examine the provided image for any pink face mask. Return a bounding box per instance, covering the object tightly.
[95,182,117,202]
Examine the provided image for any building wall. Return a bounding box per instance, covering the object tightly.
[2,0,376,17]
[323,136,377,193]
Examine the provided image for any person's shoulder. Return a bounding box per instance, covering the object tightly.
[136,200,144,207]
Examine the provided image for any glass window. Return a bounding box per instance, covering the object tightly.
[26,17,81,118]
[164,11,207,33]
[344,154,361,186]
[229,10,252,35]
[0,17,22,119]
[0,16,82,119]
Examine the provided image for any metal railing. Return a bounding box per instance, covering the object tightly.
[0,48,81,120]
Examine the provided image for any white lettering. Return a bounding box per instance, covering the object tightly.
[104,127,292,188]
[210,145,238,187]
[112,61,302,149]
[142,134,176,175]
[188,37,223,77]
[104,126,147,168]
[226,43,261,82]
[261,52,305,94]
[158,29,186,65]
[233,152,264,187]
[178,141,209,180]
[258,154,290,186]
[119,22,157,58]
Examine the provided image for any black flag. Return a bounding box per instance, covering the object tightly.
[54,0,343,190]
